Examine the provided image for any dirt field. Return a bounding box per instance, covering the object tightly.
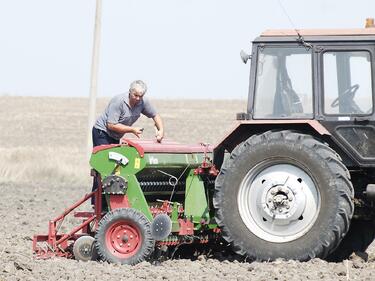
[1,96,375,280]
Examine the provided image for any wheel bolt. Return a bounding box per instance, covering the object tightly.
[117,235,120,238]
[120,243,123,247]
[128,243,131,247]
[289,198,293,201]
[286,206,290,209]
[130,235,133,239]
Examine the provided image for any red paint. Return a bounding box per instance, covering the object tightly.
[120,139,145,157]
[109,195,131,210]
[122,139,213,154]
[212,228,221,233]
[33,185,102,258]
[150,201,184,217]
[214,120,330,150]
[74,212,95,218]
[92,140,145,157]
[92,144,121,154]
[178,219,194,235]
[105,221,141,258]
[93,139,213,156]
[194,165,219,177]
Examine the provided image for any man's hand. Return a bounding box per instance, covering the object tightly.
[132,127,144,138]
[152,114,164,143]
[155,127,164,143]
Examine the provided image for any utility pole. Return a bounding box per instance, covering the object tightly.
[87,0,102,158]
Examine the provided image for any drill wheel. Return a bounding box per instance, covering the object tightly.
[95,208,155,265]
[73,236,96,262]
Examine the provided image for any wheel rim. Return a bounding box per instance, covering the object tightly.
[105,220,142,258]
[238,161,321,243]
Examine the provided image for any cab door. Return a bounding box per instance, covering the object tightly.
[318,46,375,166]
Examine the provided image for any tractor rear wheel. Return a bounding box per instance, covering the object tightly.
[213,130,354,261]
[95,208,155,265]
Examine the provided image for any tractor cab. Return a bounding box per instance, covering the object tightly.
[248,35,374,119]
[232,28,375,167]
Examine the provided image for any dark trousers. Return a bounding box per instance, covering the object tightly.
[91,127,118,203]
[92,127,118,146]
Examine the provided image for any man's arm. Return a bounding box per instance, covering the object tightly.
[107,123,143,138]
[153,114,164,142]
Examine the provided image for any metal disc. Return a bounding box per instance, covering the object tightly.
[238,163,320,243]
[151,214,172,241]
[102,175,127,194]
[73,236,95,262]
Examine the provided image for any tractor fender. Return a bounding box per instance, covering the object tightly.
[213,120,336,169]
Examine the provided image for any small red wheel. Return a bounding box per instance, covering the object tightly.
[95,208,155,265]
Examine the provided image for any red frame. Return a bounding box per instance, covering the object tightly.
[32,178,103,259]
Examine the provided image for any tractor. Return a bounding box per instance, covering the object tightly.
[34,25,375,264]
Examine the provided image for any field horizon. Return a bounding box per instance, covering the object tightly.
[0,96,246,185]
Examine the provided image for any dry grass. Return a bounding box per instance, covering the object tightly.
[0,147,89,185]
[0,96,245,185]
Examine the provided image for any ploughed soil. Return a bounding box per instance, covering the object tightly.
[1,96,375,281]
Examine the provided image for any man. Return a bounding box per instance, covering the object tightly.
[91,80,163,198]
[92,80,164,146]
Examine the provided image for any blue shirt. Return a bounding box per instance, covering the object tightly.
[94,93,157,140]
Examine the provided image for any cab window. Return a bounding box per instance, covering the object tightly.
[253,46,313,119]
[323,51,373,115]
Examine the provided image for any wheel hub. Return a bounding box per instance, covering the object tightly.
[79,244,92,255]
[261,181,306,225]
[122,235,129,243]
[238,163,320,243]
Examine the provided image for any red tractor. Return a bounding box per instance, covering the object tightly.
[213,27,375,261]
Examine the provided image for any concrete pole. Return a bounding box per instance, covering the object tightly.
[87,0,102,158]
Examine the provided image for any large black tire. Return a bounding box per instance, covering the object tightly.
[213,130,354,261]
[327,219,375,261]
[95,208,155,265]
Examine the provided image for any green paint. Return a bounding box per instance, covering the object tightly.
[171,202,180,232]
[90,146,146,178]
[144,153,209,168]
[126,174,153,221]
[89,145,215,226]
[90,146,152,220]
[184,169,209,223]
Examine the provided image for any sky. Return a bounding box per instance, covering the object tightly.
[0,0,374,99]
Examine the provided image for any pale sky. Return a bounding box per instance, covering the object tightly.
[0,0,374,99]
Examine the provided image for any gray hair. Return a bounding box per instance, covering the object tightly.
[129,80,147,95]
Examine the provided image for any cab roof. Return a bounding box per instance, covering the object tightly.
[254,28,375,43]
[261,28,375,37]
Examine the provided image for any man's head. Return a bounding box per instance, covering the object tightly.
[129,80,147,106]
